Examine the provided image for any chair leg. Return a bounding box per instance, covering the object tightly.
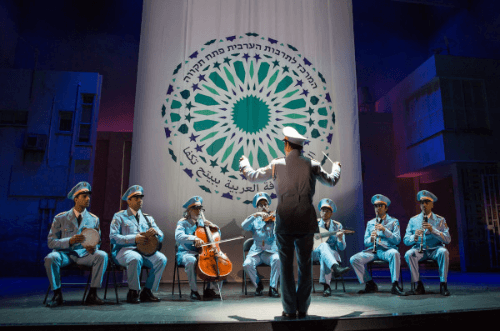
[112,268,119,304]
[340,275,346,293]
[104,269,110,300]
[82,271,92,304]
[176,264,182,298]
[43,284,51,305]
[172,261,176,296]
[400,265,403,290]
[244,270,247,295]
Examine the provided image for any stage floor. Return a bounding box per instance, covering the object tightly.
[1,271,500,328]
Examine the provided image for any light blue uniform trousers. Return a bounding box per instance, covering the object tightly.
[45,250,108,290]
[243,251,280,288]
[114,249,167,291]
[405,247,449,283]
[350,248,401,283]
[312,243,340,285]
[276,233,314,315]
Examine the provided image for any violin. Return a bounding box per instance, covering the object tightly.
[195,210,233,282]
[252,207,276,222]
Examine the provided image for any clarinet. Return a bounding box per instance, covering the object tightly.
[372,218,381,253]
[418,216,428,253]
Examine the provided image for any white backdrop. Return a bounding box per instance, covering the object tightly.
[131,0,364,283]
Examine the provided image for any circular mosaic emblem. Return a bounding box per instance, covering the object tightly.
[162,33,336,204]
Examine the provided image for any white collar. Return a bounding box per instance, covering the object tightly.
[129,208,139,217]
[73,208,85,219]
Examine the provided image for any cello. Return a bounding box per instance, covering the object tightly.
[195,210,233,282]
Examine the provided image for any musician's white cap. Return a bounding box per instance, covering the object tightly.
[122,185,144,201]
[283,126,306,146]
[371,194,391,206]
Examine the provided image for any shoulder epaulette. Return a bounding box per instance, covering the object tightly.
[434,214,443,219]
[143,213,150,216]
[88,212,98,218]
[333,220,341,226]
[55,211,66,217]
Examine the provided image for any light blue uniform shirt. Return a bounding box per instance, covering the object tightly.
[109,208,164,259]
[242,213,278,256]
[363,214,400,250]
[47,208,100,258]
[404,212,451,249]
[317,218,346,252]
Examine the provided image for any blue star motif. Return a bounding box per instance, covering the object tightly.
[189,133,199,142]
[164,127,172,138]
[242,53,250,61]
[198,74,206,82]
[253,54,261,62]
[295,80,303,87]
[327,133,333,144]
[195,144,204,152]
[301,89,309,97]
[192,83,201,91]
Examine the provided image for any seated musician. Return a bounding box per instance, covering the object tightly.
[110,185,167,304]
[404,190,451,296]
[175,196,219,300]
[349,194,405,296]
[242,192,280,298]
[312,198,351,297]
[44,182,108,307]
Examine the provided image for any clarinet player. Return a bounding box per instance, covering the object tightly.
[349,195,405,295]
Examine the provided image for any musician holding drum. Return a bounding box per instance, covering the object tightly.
[174,196,219,300]
[110,185,167,304]
[241,192,280,298]
[349,194,405,296]
[404,190,451,296]
[312,198,351,297]
[44,182,108,307]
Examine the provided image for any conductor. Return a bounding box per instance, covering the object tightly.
[239,127,341,318]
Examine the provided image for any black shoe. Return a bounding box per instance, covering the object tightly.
[140,288,161,302]
[440,282,450,296]
[203,288,217,299]
[406,281,425,295]
[407,280,425,295]
[298,311,307,319]
[85,292,105,305]
[190,290,201,300]
[358,280,378,294]
[126,289,140,304]
[282,311,297,318]
[391,281,406,296]
[255,281,264,296]
[332,264,351,278]
[323,284,331,297]
[46,290,63,307]
[269,287,280,298]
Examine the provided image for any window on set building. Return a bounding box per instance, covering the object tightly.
[58,111,73,132]
[78,94,95,143]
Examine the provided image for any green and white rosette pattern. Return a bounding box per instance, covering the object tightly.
[162,33,336,204]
